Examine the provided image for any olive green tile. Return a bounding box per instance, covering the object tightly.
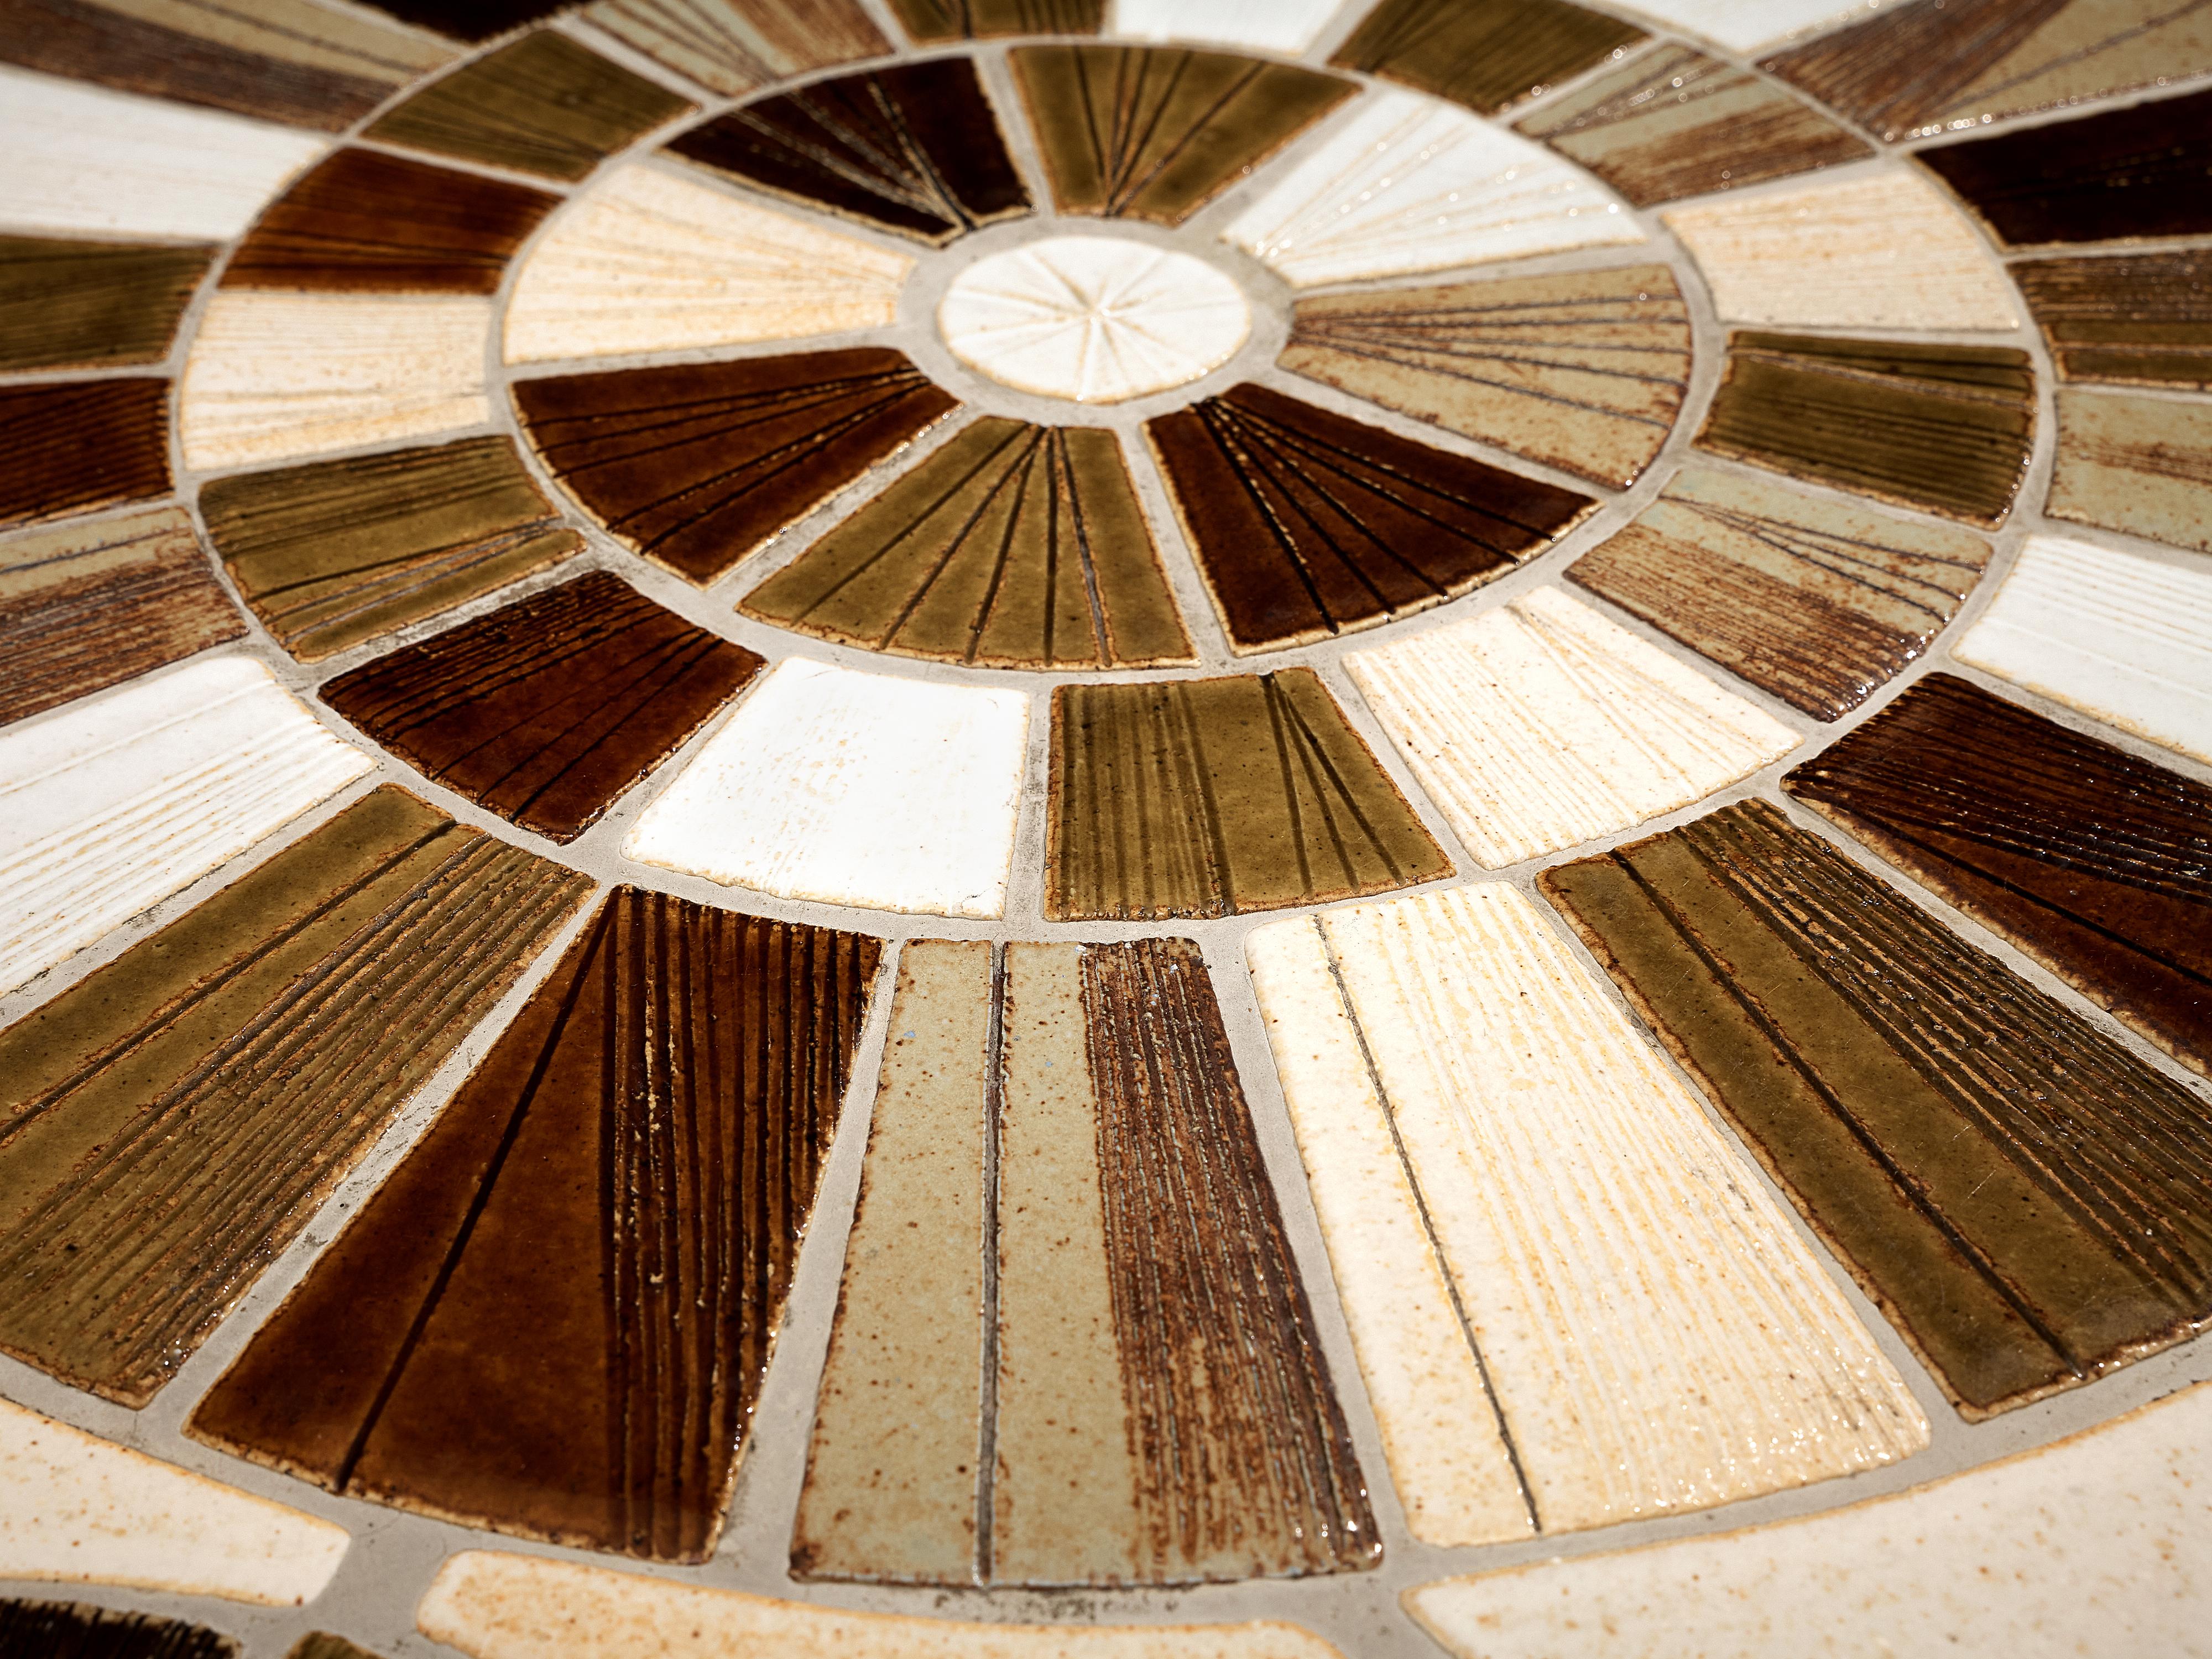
[1332,0,1645,117]
[2015,252,2212,389]
[0,236,211,372]
[2047,388,2212,553]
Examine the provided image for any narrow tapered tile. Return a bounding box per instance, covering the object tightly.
[0,379,168,531]
[0,236,211,372]
[1543,797,2212,1417]
[2014,251,2212,389]
[1567,464,1991,719]
[2046,388,2212,553]
[1046,670,1451,921]
[189,887,878,1562]
[579,0,888,96]
[1147,384,1597,651]
[740,419,1193,668]
[1279,265,1691,488]
[198,436,582,662]
[0,1601,233,1659]
[513,348,958,585]
[1331,0,1644,115]
[1110,0,1341,51]
[888,0,1103,38]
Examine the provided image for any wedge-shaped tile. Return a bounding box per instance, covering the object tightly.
[1148,384,1596,651]
[1110,0,1341,51]
[2015,251,2212,389]
[0,654,369,997]
[1280,265,1691,488]
[1954,534,2212,765]
[0,1400,345,1604]
[2047,388,2212,553]
[1348,586,1798,867]
[625,659,1026,917]
[505,166,912,364]
[514,347,957,584]
[1331,0,1643,114]
[742,419,1193,667]
[1227,90,1644,286]
[578,0,887,96]
[1608,0,1863,51]
[1047,670,1451,920]
[1567,464,1990,719]
[1544,798,2212,1417]
[0,1600,234,1659]
[190,888,878,1562]
[0,236,211,372]
[1697,331,2035,524]
[0,380,168,531]
[889,0,1103,38]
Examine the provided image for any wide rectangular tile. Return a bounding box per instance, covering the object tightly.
[0,379,168,531]
[0,235,211,372]
[2013,251,2212,389]
[2046,388,2212,554]
[578,0,888,97]
[1331,0,1644,115]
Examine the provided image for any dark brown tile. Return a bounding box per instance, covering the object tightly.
[580,0,889,97]
[1331,0,1645,117]
[666,59,1027,244]
[1541,797,2212,1418]
[1011,46,1354,227]
[887,0,1102,39]
[350,0,568,42]
[1147,382,1596,651]
[0,236,211,372]
[0,379,169,531]
[189,887,882,1563]
[1695,332,2036,525]
[2013,251,2212,389]
[0,785,592,1406]
[285,1637,383,1659]
[0,1599,234,1659]
[514,347,959,585]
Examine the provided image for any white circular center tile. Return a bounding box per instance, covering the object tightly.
[936,236,1251,405]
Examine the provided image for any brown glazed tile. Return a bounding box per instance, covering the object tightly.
[887,0,1102,40]
[1695,332,2036,525]
[740,419,1193,668]
[199,436,582,663]
[1331,0,1645,117]
[1567,464,1990,719]
[220,148,559,295]
[1541,797,2212,1419]
[581,0,889,98]
[0,236,211,372]
[2046,388,2212,553]
[0,504,245,728]
[349,0,568,42]
[0,1600,234,1659]
[286,1637,384,1659]
[1785,673,2212,1078]
[1047,670,1451,920]
[1279,265,1692,488]
[2015,251,2212,389]
[1147,383,1597,651]
[514,347,959,585]
[190,886,881,1563]
[1010,46,1354,227]
[0,379,168,531]
[0,785,591,1406]
[321,571,763,842]
[1516,44,1871,207]
[666,60,1028,246]
[1916,86,2212,248]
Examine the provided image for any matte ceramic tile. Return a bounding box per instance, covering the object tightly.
[1543,798,2212,1417]
[190,888,880,1563]
[179,292,493,471]
[504,165,912,364]
[2014,251,2212,389]
[1011,46,1353,227]
[888,0,1104,39]
[2047,388,2212,554]
[418,1551,1345,1658]
[666,60,1027,246]
[1330,0,1645,116]
[0,379,168,531]
[322,572,763,842]
[0,504,246,728]
[0,785,591,1403]
[1247,888,1927,1544]
[1666,173,2018,332]
[937,237,1248,405]
[578,0,889,97]
[0,1399,346,1605]
[1279,265,1691,488]
[1224,90,1644,288]
[1611,0,1864,51]
[1787,674,2212,1078]
[1406,1379,2212,1659]
[0,1600,234,1659]
[0,654,371,998]
[1697,331,2036,524]
[1147,384,1597,650]
[1109,0,1341,52]
[1567,463,1991,719]
[1515,43,1870,207]
[198,436,582,662]
[0,66,326,240]
[624,658,1027,917]
[1953,534,2212,765]
[1046,670,1451,920]
[741,419,1194,667]
[0,235,212,371]
[1345,586,1798,868]
[513,347,957,585]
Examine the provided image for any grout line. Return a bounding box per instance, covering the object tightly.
[974,941,1008,1587]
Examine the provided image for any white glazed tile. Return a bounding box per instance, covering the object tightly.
[1407,1378,2212,1659]
[0,1397,347,1605]
[1224,90,1643,289]
[1248,886,1928,1543]
[1613,0,1873,51]
[0,66,326,242]
[505,165,914,364]
[623,658,1027,918]
[1346,586,1800,868]
[1667,173,2018,332]
[1109,0,1343,53]
[1954,534,2212,764]
[937,236,1250,404]
[180,293,492,471]
[0,655,372,997]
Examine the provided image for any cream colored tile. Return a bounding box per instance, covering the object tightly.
[1110,0,1343,53]
[1615,0,1872,51]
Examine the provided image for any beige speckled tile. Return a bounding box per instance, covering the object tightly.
[1611,0,1869,53]
[2046,388,2212,555]
[1109,0,1340,52]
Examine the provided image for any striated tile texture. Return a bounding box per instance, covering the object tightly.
[578,0,888,96]
[1604,0,1864,51]
[2046,388,2212,554]
[2014,251,2212,389]
[0,236,211,372]
[1331,0,1644,114]
[0,379,168,531]
[1110,0,1342,52]
[0,1600,234,1659]
[888,0,1103,38]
